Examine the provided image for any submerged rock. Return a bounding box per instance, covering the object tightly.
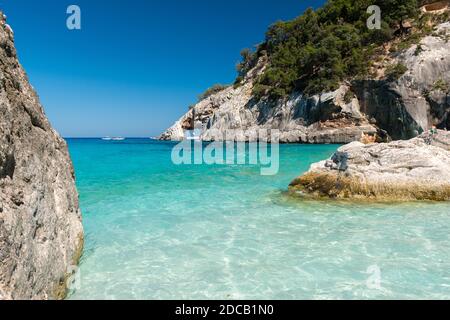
[0,13,83,299]
[289,130,450,201]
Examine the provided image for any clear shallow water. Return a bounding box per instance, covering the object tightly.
[67,139,450,300]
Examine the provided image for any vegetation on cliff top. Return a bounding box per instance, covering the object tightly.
[197,84,230,101]
[233,0,447,99]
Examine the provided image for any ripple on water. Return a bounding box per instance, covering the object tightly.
[66,139,450,300]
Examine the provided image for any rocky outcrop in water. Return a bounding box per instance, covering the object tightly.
[160,22,450,143]
[0,13,83,300]
[289,130,450,201]
[159,59,379,144]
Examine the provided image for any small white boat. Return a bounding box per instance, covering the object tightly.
[102,136,125,141]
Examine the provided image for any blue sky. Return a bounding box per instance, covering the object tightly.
[2,0,323,137]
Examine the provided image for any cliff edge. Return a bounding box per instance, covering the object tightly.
[0,13,83,299]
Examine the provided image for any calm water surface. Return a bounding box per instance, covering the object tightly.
[67,138,450,299]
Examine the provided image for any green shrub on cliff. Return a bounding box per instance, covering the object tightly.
[235,0,421,99]
[198,84,229,101]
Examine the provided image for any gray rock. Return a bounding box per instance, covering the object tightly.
[354,22,450,140]
[160,23,450,144]
[289,130,450,201]
[0,13,83,300]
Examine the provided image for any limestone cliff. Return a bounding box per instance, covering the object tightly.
[160,20,450,144]
[353,22,450,140]
[0,13,83,299]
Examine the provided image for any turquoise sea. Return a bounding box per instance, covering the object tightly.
[67,138,450,300]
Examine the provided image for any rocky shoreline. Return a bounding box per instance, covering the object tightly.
[289,130,450,201]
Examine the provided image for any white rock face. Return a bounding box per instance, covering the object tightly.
[354,22,450,139]
[289,130,450,201]
[0,13,83,299]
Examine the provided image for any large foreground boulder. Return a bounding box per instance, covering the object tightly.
[0,14,83,299]
[289,131,450,201]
